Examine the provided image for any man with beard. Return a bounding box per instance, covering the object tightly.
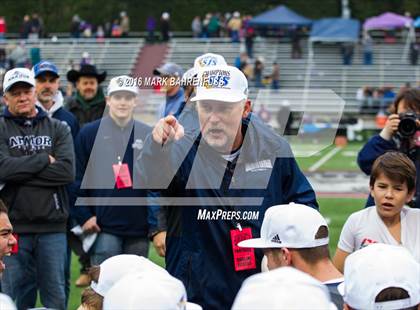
[33,61,79,139]
[66,64,107,127]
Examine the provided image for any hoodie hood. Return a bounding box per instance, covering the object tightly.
[36,91,64,118]
[3,106,48,126]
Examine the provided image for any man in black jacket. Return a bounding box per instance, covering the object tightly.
[0,68,75,310]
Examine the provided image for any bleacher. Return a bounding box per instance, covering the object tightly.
[166,38,420,120]
[9,38,143,88]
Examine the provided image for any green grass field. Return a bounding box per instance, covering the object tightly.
[65,197,365,309]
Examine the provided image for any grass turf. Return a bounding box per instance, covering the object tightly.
[65,197,365,309]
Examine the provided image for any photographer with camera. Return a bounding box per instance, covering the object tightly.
[358,88,420,208]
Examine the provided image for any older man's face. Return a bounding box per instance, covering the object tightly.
[76,76,98,100]
[4,83,37,117]
[0,212,16,273]
[196,100,251,153]
[35,72,60,104]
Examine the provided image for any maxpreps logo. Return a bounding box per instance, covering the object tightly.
[202,69,231,90]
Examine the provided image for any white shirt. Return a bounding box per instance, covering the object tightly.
[338,206,420,263]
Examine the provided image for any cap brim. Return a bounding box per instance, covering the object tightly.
[35,71,59,78]
[108,88,138,96]
[238,238,281,249]
[5,81,34,92]
[186,302,203,310]
[190,90,246,103]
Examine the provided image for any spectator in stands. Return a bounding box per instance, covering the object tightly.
[207,13,220,38]
[0,200,17,274]
[80,51,92,66]
[0,67,75,310]
[153,62,184,117]
[96,25,105,43]
[357,88,420,209]
[290,27,302,59]
[340,243,420,310]
[0,47,7,69]
[239,203,344,308]
[20,15,31,39]
[409,40,419,66]
[0,17,6,41]
[191,16,202,38]
[29,13,43,39]
[253,57,264,88]
[271,62,280,90]
[160,12,170,42]
[245,23,255,59]
[362,32,373,65]
[146,16,156,43]
[66,64,107,127]
[71,76,161,268]
[70,14,81,39]
[120,11,130,37]
[335,152,420,272]
[228,11,241,43]
[111,19,121,38]
[341,42,354,65]
[8,41,28,68]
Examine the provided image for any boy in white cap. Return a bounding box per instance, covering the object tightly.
[138,65,317,309]
[71,76,163,268]
[239,203,343,309]
[232,267,336,310]
[79,254,168,310]
[103,270,202,310]
[334,151,420,271]
[340,243,420,310]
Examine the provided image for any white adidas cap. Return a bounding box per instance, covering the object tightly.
[90,255,168,297]
[3,68,35,92]
[232,267,336,310]
[190,65,248,103]
[339,243,420,310]
[239,203,329,249]
[107,75,139,96]
[103,272,202,310]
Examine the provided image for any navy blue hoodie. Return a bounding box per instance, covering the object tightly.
[71,116,158,237]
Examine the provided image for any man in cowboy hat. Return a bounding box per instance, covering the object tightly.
[66,64,107,127]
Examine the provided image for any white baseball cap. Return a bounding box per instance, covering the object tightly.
[90,254,168,297]
[103,272,202,310]
[3,68,35,92]
[239,203,329,249]
[107,75,139,96]
[232,267,336,310]
[190,65,248,103]
[182,53,227,87]
[339,243,420,310]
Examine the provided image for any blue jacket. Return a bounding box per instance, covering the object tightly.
[358,135,420,208]
[138,115,318,309]
[52,107,79,140]
[71,116,159,237]
[158,87,185,117]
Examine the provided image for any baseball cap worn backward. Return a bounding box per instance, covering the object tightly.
[238,203,329,249]
[32,60,59,78]
[3,68,35,92]
[340,243,420,310]
[107,75,139,96]
[190,65,248,103]
[153,62,183,77]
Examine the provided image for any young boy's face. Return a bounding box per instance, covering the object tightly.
[370,173,414,219]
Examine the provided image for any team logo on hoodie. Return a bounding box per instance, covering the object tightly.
[9,135,52,151]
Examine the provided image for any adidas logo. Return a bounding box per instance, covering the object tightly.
[271,234,282,244]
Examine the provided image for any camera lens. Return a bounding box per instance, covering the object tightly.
[398,115,417,137]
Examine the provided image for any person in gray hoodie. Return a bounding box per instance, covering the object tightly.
[0,68,75,310]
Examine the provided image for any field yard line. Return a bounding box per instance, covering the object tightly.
[308,147,342,172]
